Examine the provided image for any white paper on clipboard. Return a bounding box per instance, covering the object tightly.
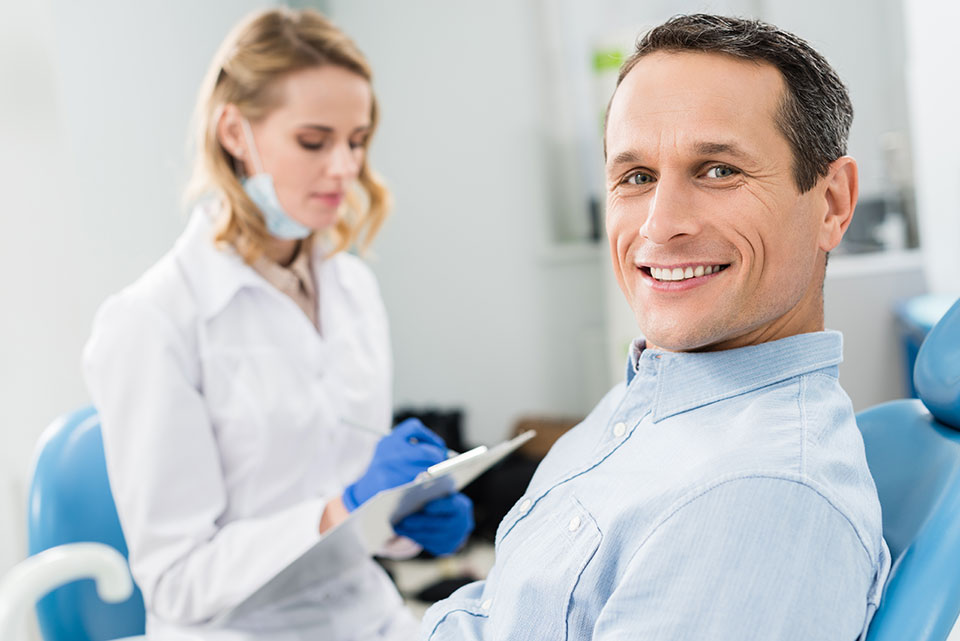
[215,429,536,626]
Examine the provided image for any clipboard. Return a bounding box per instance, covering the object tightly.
[215,429,536,625]
[351,429,535,552]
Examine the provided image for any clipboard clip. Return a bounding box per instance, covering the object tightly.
[419,444,489,480]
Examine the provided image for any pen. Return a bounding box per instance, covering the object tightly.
[340,416,459,458]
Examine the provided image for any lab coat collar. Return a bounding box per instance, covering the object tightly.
[626,330,844,422]
[174,204,348,321]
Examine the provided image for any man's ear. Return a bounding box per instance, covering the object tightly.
[818,156,858,252]
[216,103,247,164]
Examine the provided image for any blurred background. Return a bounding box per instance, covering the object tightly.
[1,0,958,623]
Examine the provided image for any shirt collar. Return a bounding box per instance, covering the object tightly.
[627,331,844,422]
[174,205,342,320]
[250,239,316,301]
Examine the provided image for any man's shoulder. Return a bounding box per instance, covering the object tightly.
[660,370,883,564]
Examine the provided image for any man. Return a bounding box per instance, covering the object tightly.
[420,14,889,641]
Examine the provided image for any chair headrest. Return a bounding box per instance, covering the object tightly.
[915,296,960,428]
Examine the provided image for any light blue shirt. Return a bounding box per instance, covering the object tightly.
[421,331,890,640]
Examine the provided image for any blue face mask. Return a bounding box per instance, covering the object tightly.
[240,118,313,240]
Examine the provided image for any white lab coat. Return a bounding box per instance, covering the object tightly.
[83,208,418,640]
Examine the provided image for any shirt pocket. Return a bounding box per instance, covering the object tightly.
[485,494,602,640]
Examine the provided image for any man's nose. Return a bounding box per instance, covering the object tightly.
[639,173,701,244]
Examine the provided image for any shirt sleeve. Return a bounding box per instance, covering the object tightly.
[592,476,878,641]
[83,293,329,625]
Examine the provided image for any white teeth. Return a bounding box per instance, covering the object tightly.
[649,264,724,281]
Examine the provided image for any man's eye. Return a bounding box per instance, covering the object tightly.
[625,171,655,185]
[705,165,738,178]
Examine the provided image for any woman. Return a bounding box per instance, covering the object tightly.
[83,8,472,640]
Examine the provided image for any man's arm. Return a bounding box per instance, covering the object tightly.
[593,476,878,641]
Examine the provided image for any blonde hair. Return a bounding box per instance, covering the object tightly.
[186,8,390,263]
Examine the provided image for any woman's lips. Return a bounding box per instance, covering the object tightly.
[311,192,344,207]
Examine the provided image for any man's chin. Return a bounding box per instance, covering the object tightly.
[638,326,723,353]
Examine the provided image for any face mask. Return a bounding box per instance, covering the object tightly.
[239,118,313,240]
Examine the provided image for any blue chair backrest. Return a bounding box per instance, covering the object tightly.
[27,406,146,641]
[859,296,960,641]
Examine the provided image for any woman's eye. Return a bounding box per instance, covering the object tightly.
[349,139,367,150]
[705,165,738,179]
[298,140,325,151]
[625,171,655,186]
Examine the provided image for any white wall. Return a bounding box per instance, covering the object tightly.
[0,0,271,582]
[904,0,960,297]
[0,0,64,589]
[327,0,609,446]
[824,253,927,410]
[762,0,912,200]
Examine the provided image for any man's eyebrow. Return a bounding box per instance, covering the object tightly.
[694,141,753,159]
[605,142,756,174]
[606,150,643,169]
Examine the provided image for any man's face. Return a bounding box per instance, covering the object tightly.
[605,51,847,352]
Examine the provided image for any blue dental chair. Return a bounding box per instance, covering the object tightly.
[27,406,146,641]
[859,296,960,641]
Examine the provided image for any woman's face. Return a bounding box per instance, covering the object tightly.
[237,65,373,233]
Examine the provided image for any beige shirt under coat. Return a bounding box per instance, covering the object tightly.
[251,240,320,332]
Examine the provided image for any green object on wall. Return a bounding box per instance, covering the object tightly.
[593,48,625,73]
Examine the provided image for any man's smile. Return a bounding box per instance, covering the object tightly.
[639,263,731,282]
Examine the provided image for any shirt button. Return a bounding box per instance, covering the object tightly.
[518,499,532,514]
[613,422,626,437]
[481,599,493,610]
[568,516,582,532]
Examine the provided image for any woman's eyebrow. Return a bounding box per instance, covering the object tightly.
[298,124,371,134]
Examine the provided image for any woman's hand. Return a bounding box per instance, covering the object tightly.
[318,495,349,534]
[341,419,448,512]
[394,493,474,556]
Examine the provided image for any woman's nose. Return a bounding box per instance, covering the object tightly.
[327,142,361,178]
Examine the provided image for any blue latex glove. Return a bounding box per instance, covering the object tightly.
[394,493,474,556]
[342,419,447,512]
